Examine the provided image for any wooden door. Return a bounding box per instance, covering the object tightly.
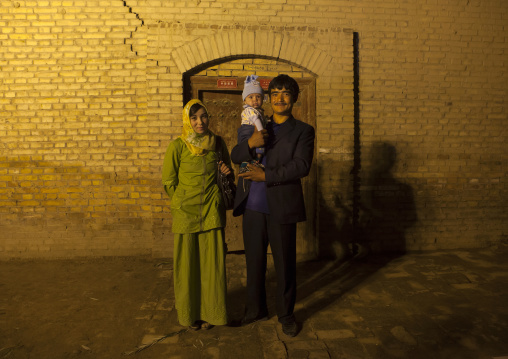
[189,76,317,260]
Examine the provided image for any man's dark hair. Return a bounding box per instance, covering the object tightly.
[268,74,300,102]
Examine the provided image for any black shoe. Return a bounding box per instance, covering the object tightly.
[281,320,298,337]
[240,314,269,326]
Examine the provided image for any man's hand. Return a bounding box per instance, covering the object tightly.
[247,126,268,149]
[238,163,265,182]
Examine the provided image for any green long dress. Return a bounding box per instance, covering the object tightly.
[162,137,230,326]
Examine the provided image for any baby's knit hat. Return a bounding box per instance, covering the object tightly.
[242,75,264,100]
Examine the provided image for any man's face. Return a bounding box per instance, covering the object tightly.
[270,87,294,116]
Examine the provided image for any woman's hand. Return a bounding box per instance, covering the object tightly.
[219,161,232,176]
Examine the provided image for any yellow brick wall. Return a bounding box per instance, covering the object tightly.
[1,0,506,258]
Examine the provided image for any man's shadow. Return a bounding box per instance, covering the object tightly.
[294,141,417,322]
[357,142,417,253]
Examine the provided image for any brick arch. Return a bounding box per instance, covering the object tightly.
[171,30,332,76]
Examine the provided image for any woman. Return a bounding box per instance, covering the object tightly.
[162,99,232,330]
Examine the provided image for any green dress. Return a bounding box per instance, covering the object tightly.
[162,137,231,326]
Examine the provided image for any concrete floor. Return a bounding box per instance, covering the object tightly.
[1,244,508,359]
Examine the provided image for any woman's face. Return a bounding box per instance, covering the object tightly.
[190,107,209,134]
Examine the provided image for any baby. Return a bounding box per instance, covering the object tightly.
[239,75,267,163]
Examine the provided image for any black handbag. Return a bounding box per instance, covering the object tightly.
[215,136,236,210]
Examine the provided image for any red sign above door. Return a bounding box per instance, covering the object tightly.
[259,78,271,90]
[217,79,237,89]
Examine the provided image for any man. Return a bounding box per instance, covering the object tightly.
[231,74,315,337]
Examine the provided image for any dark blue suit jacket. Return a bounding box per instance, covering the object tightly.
[231,115,315,224]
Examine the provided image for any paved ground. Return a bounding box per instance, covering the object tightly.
[1,244,508,359]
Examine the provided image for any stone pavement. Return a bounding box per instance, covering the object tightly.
[2,244,508,359]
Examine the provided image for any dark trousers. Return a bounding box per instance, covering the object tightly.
[242,209,297,324]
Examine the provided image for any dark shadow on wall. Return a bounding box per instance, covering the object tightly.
[294,142,417,322]
[316,162,356,262]
[358,141,418,253]
[317,141,418,258]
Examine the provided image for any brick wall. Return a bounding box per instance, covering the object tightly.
[1,0,506,258]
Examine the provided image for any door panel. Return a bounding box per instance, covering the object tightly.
[189,76,317,260]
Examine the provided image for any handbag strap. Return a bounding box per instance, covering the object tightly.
[215,136,223,183]
[215,135,223,163]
